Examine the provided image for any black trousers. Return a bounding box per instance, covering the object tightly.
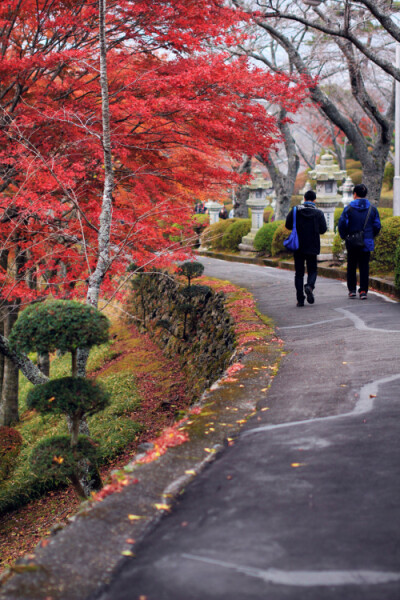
[294,251,317,302]
[346,248,370,293]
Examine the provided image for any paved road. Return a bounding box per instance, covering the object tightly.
[94,258,400,600]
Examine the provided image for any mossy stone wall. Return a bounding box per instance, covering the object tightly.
[128,273,236,401]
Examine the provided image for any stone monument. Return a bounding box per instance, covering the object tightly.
[238,167,272,253]
[204,200,223,225]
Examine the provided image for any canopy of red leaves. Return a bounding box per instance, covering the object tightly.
[0,0,307,305]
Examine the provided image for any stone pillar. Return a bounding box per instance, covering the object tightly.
[205,201,223,225]
[238,194,269,252]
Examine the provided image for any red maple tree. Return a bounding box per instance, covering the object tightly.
[0,0,307,424]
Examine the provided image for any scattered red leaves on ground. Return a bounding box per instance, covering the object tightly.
[137,420,189,464]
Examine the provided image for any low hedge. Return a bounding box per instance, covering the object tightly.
[221,219,251,251]
[263,206,274,223]
[200,218,236,250]
[254,222,281,254]
[372,216,400,272]
[271,221,290,256]
[332,231,345,259]
[378,207,393,220]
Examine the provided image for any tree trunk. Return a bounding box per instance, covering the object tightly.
[38,353,50,377]
[233,156,251,218]
[0,304,20,426]
[257,109,300,220]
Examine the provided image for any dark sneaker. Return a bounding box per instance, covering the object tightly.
[359,291,367,300]
[348,291,356,298]
[304,284,314,304]
[297,301,304,307]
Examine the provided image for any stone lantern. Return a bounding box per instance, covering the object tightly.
[308,153,346,232]
[239,167,272,252]
[205,200,223,225]
[308,153,346,260]
[341,176,354,206]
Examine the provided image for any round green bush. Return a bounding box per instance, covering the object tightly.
[373,216,400,271]
[347,169,362,185]
[30,435,98,482]
[221,219,251,251]
[332,231,345,259]
[26,377,110,419]
[263,206,274,223]
[9,300,110,355]
[200,218,236,250]
[271,221,290,256]
[192,214,209,227]
[395,237,400,290]
[254,222,280,254]
[378,207,393,220]
[0,426,22,482]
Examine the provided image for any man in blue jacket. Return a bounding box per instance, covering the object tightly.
[285,190,327,306]
[338,183,381,300]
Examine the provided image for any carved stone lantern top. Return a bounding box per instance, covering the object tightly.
[308,153,346,183]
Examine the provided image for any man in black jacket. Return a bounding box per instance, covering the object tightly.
[285,190,327,306]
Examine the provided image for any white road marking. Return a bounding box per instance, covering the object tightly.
[280,317,347,330]
[244,372,400,435]
[335,307,400,333]
[182,554,400,586]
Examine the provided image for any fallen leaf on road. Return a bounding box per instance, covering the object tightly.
[185,469,196,475]
[154,503,170,511]
[128,514,143,521]
[121,550,135,557]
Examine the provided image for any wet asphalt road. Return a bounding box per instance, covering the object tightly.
[94,258,400,600]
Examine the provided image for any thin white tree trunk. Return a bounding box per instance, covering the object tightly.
[86,0,114,310]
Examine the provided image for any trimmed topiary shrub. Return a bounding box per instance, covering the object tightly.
[27,377,110,422]
[263,206,274,223]
[177,261,204,285]
[221,219,251,251]
[200,218,235,250]
[271,221,290,256]
[0,426,22,482]
[30,435,98,487]
[254,222,280,254]
[10,300,110,377]
[27,377,109,497]
[372,216,400,272]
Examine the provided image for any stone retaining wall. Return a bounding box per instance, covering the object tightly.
[127,272,236,401]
